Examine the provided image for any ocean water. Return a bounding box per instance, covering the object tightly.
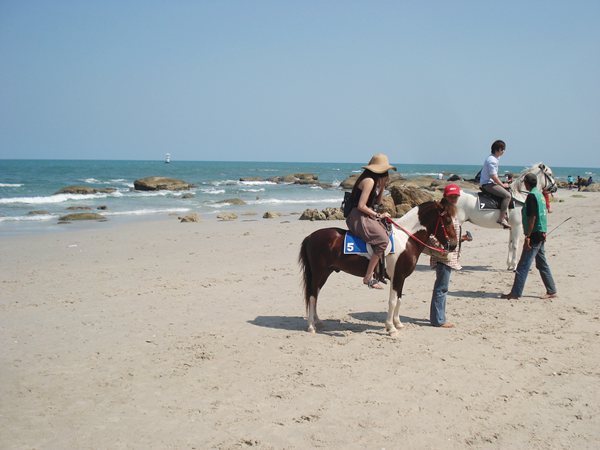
[1,159,597,235]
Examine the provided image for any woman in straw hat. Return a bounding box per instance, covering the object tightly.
[346,153,396,289]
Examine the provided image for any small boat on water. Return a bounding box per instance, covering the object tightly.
[165,153,171,164]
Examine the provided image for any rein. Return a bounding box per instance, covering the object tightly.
[385,217,449,255]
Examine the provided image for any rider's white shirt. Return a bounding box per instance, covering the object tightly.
[480,155,499,185]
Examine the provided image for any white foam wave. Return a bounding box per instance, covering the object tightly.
[200,188,226,195]
[211,180,239,186]
[0,183,23,187]
[247,198,341,205]
[240,180,277,186]
[103,208,191,216]
[0,214,55,222]
[0,192,115,205]
[240,188,265,193]
[126,190,193,198]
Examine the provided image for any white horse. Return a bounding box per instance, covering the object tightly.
[455,163,557,270]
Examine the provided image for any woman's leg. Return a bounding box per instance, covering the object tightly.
[364,254,383,289]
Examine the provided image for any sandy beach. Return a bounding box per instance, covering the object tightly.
[1,191,599,449]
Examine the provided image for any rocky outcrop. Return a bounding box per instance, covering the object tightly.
[322,207,344,220]
[54,186,116,195]
[178,213,200,222]
[299,207,344,220]
[340,174,360,190]
[217,213,238,221]
[581,183,600,192]
[216,198,246,205]
[299,209,327,221]
[66,206,92,211]
[28,210,50,215]
[133,177,194,191]
[263,211,280,219]
[389,185,436,207]
[58,213,106,222]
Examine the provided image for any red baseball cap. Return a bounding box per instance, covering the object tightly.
[443,184,461,197]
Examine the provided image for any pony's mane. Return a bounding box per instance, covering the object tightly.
[517,162,544,177]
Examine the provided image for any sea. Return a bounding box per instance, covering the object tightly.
[1,159,597,235]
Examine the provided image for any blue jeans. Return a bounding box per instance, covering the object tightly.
[509,240,557,297]
[431,263,452,326]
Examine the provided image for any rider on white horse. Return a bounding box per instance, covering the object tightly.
[480,140,512,229]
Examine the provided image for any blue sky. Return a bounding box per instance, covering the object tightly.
[1,1,599,167]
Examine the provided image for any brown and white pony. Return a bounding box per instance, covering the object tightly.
[299,201,458,335]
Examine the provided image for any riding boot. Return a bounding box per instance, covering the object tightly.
[377,258,388,284]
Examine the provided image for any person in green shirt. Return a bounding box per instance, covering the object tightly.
[501,173,557,300]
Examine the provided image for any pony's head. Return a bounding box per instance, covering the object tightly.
[417,200,458,252]
[511,163,557,200]
[537,163,558,193]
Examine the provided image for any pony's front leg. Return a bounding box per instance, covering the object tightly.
[307,295,317,334]
[507,227,520,270]
[392,293,404,330]
[385,287,401,336]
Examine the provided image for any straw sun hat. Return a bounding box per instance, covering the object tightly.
[362,153,397,174]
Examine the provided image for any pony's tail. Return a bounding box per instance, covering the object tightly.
[298,236,313,312]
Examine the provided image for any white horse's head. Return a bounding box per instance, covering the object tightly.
[510,163,557,202]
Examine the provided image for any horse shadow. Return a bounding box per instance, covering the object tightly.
[450,290,501,299]
[249,313,426,336]
[349,311,431,327]
[459,265,494,272]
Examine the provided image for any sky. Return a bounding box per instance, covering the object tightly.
[1,1,599,167]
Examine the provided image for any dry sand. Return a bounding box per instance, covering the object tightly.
[1,192,599,449]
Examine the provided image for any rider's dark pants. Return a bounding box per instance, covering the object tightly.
[481,183,512,218]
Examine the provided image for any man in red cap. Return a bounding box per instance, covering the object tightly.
[428,184,473,328]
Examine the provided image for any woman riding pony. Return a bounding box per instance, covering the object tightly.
[346,153,395,290]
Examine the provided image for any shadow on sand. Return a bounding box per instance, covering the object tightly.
[451,290,501,299]
[249,311,433,335]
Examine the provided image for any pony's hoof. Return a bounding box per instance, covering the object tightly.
[315,319,324,329]
[307,325,316,334]
[393,321,404,329]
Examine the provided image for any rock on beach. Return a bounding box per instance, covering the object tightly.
[133,177,194,191]
[54,186,117,195]
[58,213,106,222]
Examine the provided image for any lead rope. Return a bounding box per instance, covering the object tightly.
[384,217,448,255]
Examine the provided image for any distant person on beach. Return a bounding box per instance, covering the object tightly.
[587,176,593,186]
[480,140,512,229]
[504,172,514,184]
[567,175,574,190]
[428,184,472,328]
[542,188,552,213]
[501,173,557,300]
[346,153,395,290]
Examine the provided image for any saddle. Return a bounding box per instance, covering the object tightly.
[343,232,395,256]
[477,191,515,210]
[343,231,393,283]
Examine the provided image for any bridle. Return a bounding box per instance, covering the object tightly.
[385,215,450,255]
[511,164,557,198]
[539,165,557,193]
